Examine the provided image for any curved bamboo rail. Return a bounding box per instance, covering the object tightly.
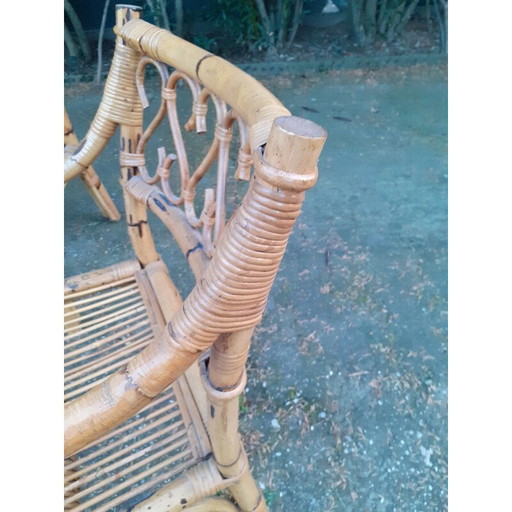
[116,19,291,153]
[64,14,290,184]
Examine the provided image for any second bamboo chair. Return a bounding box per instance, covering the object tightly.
[64,5,327,511]
[64,108,121,221]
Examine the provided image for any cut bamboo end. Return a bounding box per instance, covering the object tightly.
[116,4,143,11]
[115,4,143,44]
[264,116,327,175]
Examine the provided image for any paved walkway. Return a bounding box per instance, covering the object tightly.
[65,63,447,511]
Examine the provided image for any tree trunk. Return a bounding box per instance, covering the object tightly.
[95,0,111,85]
[276,0,285,48]
[394,0,420,38]
[365,0,378,45]
[65,0,92,60]
[157,0,171,31]
[175,0,183,36]
[385,0,406,42]
[425,0,432,31]
[254,0,277,56]
[286,0,304,50]
[64,23,78,58]
[347,0,366,46]
[433,0,447,53]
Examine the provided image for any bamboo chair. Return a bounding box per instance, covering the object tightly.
[65,108,121,221]
[64,5,327,511]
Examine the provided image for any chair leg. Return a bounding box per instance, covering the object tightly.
[79,166,121,221]
[202,366,267,512]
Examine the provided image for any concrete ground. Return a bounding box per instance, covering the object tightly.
[65,62,447,511]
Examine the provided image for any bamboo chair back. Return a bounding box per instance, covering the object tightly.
[64,5,326,511]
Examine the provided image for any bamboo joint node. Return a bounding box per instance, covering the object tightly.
[202,364,247,400]
[254,147,317,192]
[161,87,176,101]
[120,150,146,167]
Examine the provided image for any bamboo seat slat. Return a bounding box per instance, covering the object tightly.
[64,325,152,374]
[64,281,138,306]
[64,302,147,339]
[65,410,184,482]
[64,285,140,319]
[64,295,144,330]
[65,274,137,298]
[65,395,178,470]
[90,457,196,512]
[64,333,152,384]
[65,434,189,500]
[64,314,150,355]
[68,443,193,512]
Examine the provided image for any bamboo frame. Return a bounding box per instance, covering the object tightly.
[64,4,326,510]
[64,109,121,221]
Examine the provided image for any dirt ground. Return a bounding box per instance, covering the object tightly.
[65,61,447,511]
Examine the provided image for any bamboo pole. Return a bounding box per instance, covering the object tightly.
[203,368,265,511]
[143,260,211,444]
[112,7,160,266]
[208,329,254,390]
[202,117,326,511]
[125,177,209,280]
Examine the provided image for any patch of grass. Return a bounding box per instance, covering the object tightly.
[239,395,249,416]
[263,489,277,506]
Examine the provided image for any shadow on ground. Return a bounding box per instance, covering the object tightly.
[65,63,447,511]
